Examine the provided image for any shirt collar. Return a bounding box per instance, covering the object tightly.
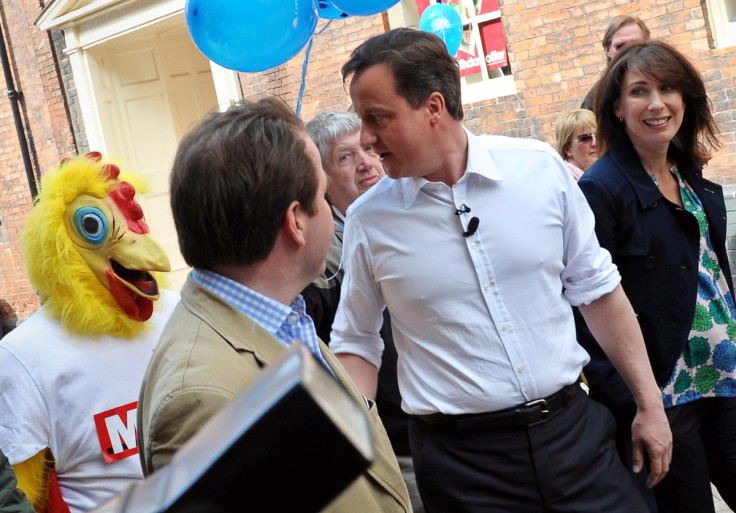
[191,268,294,338]
[610,140,683,210]
[401,127,503,208]
[331,204,346,223]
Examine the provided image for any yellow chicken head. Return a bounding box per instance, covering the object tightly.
[22,152,171,338]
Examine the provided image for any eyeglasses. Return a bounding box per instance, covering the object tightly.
[572,133,596,144]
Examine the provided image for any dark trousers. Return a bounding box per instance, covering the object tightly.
[409,387,649,513]
[653,397,736,513]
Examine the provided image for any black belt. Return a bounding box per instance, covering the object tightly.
[413,381,581,431]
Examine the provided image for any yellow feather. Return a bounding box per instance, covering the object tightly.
[13,449,53,512]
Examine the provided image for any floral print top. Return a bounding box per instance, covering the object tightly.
[654,166,736,407]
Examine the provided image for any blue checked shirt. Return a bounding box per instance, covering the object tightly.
[192,269,333,374]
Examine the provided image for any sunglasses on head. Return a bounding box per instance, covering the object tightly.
[572,133,596,144]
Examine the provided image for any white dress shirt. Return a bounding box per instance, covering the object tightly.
[330,130,620,415]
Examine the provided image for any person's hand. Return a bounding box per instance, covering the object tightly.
[630,404,672,487]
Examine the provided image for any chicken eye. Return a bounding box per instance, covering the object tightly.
[73,206,108,245]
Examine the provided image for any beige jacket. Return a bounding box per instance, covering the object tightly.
[138,275,411,512]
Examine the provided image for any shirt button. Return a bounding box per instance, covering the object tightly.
[501,324,509,331]
[517,366,525,373]
[287,315,298,324]
[470,243,477,250]
[484,283,492,291]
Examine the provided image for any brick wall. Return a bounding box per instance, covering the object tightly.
[239,0,736,185]
[2,0,736,326]
[52,29,87,154]
[0,0,80,326]
[724,187,736,285]
[239,14,388,120]
[460,0,736,184]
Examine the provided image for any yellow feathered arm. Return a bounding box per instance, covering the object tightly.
[13,449,68,513]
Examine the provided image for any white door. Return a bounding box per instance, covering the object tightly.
[88,21,218,291]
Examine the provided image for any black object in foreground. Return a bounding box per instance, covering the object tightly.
[93,342,374,513]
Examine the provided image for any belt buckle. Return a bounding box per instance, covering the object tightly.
[520,398,549,427]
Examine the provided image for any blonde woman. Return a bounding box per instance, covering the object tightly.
[555,109,598,180]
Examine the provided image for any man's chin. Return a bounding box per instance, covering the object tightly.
[384,164,402,179]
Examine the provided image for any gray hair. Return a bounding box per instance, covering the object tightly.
[306,111,361,167]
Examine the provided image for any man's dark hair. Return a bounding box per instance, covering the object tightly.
[170,97,318,270]
[602,15,651,59]
[341,28,464,121]
[595,41,720,165]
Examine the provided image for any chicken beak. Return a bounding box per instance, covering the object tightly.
[107,231,171,301]
[111,231,171,274]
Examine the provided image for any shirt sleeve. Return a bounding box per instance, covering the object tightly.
[558,162,621,306]
[328,214,386,369]
[0,347,51,465]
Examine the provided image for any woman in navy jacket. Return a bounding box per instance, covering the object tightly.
[578,41,736,513]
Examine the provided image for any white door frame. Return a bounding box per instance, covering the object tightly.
[36,0,242,154]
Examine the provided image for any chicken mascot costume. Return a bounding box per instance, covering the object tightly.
[0,152,179,512]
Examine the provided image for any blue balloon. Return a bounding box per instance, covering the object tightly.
[330,0,399,16]
[419,3,463,57]
[317,0,350,19]
[185,0,318,73]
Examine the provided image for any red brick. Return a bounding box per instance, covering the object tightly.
[4,0,736,320]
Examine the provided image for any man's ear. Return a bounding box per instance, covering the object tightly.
[426,92,445,126]
[283,200,307,248]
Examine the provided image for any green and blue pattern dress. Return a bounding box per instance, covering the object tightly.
[652,166,736,407]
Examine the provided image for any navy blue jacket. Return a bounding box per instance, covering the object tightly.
[576,139,734,407]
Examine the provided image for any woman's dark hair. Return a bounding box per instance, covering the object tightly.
[595,40,720,165]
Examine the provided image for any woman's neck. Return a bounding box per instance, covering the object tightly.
[634,142,671,181]
[636,145,682,206]
[641,155,673,181]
